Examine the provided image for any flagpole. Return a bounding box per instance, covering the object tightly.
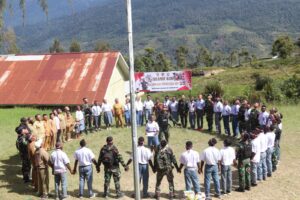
[126,0,140,199]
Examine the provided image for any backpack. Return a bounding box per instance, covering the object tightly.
[242,142,252,159]
[101,147,116,167]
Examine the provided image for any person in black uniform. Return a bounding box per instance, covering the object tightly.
[178,95,189,128]
[157,106,170,142]
[204,95,214,132]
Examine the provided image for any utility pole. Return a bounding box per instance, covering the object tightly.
[126,0,140,199]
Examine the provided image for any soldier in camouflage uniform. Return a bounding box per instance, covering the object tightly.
[249,103,260,132]
[204,95,214,132]
[153,139,180,200]
[15,119,32,183]
[157,106,170,142]
[235,133,252,192]
[97,136,128,198]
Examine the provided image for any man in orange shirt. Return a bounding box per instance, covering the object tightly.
[43,114,52,151]
[33,114,46,142]
[28,135,38,191]
[113,98,124,128]
[49,113,57,149]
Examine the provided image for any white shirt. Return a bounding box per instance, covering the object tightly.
[180,149,200,169]
[102,103,112,112]
[200,146,221,165]
[144,100,154,110]
[163,99,170,107]
[135,100,144,111]
[169,101,178,112]
[220,146,235,166]
[266,131,275,148]
[132,146,153,165]
[259,132,268,152]
[54,116,60,130]
[222,105,231,116]
[195,99,205,110]
[74,147,95,167]
[145,121,159,137]
[259,111,269,126]
[231,104,240,115]
[92,105,102,116]
[188,101,196,112]
[245,108,251,121]
[50,149,70,174]
[76,110,84,121]
[214,101,223,113]
[251,137,261,163]
[124,103,131,111]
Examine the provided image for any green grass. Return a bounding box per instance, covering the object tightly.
[0,105,300,200]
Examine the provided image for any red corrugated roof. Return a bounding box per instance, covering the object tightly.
[0,52,123,105]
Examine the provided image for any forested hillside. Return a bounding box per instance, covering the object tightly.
[13,0,300,56]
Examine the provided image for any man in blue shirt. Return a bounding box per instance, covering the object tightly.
[195,94,205,130]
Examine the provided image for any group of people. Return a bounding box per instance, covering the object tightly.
[14,94,283,200]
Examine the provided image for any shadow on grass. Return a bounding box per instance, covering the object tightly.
[0,154,35,195]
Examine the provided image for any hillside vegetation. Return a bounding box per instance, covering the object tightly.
[14,0,300,56]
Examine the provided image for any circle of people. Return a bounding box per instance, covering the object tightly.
[15,94,283,200]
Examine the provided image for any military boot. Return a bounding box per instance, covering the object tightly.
[103,186,109,198]
[154,192,160,200]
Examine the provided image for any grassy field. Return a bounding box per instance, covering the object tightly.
[0,105,299,200]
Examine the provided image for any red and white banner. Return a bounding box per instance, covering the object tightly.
[135,70,192,92]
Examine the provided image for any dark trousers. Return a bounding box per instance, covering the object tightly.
[206,113,214,131]
[196,109,204,129]
[85,115,92,130]
[56,129,61,143]
[223,115,231,136]
[232,115,239,136]
[180,113,188,128]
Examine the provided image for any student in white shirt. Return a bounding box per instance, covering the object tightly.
[73,139,98,198]
[49,142,72,199]
[250,131,261,186]
[145,115,160,148]
[188,96,196,129]
[126,137,154,198]
[222,100,231,136]
[75,106,85,137]
[102,99,113,129]
[144,95,154,123]
[124,98,131,127]
[257,130,268,181]
[220,139,236,194]
[265,126,276,177]
[135,96,144,126]
[200,138,221,199]
[91,100,102,130]
[214,97,224,135]
[168,96,179,124]
[179,141,201,197]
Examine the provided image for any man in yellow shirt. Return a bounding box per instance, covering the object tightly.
[58,109,67,143]
[113,98,124,128]
[66,111,75,141]
[43,114,52,151]
[33,114,46,142]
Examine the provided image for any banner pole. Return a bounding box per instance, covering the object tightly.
[126,0,140,199]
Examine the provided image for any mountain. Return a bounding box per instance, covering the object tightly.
[13,0,300,57]
[4,0,108,26]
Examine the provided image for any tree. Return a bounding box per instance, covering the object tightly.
[196,46,213,67]
[49,39,64,53]
[69,40,81,52]
[94,41,111,51]
[175,46,188,69]
[134,56,146,72]
[2,28,20,54]
[155,52,171,72]
[229,51,238,67]
[141,48,156,71]
[271,36,294,59]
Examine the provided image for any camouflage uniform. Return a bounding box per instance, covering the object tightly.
[154,144,178,197]
[236,141,251,190]
[157,111,170,142]
[16,134,31,182]
[98,145,126,196]
[249,109,260,132]
[204,100,214,132]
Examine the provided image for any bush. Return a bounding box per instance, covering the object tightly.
[281,75,300,100]
[263,82,282,102]
[251,73,273,91]
[204,81,224,99]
